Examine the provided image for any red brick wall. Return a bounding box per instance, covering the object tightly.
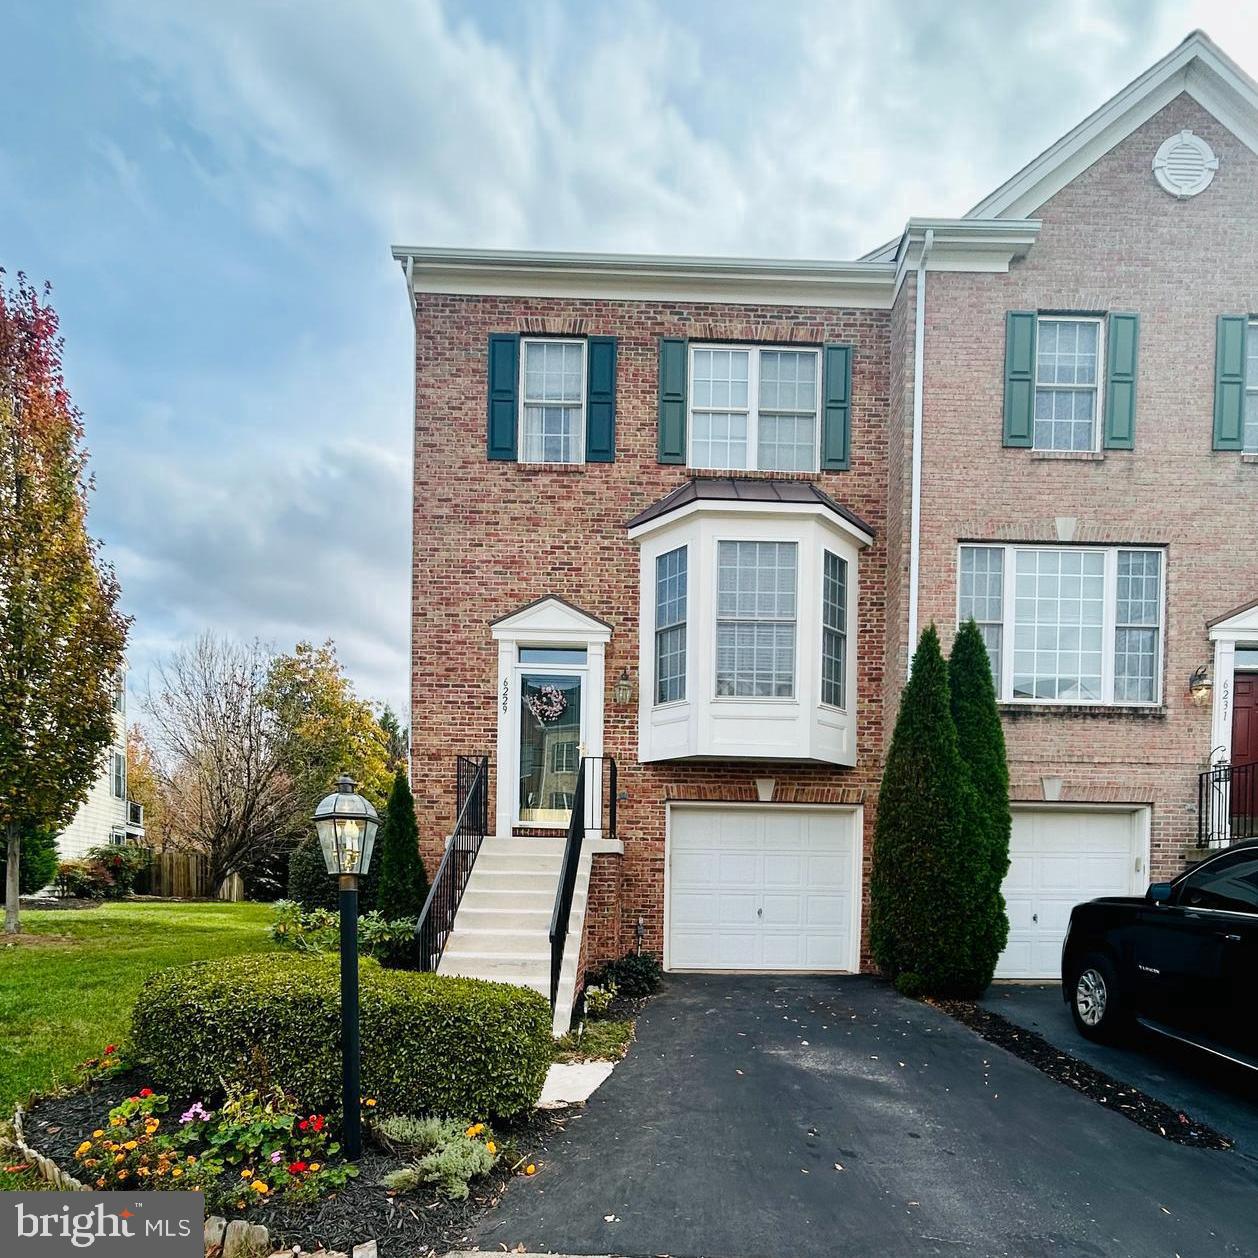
[912,93,1258,878]
[410,295,890,968]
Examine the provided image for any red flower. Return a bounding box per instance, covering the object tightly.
[311,1115,324,1133]
[104,1045,117,1055]
[139,1088,153,1098]
[299,1120,309,1131]
[287,1161,307,1175]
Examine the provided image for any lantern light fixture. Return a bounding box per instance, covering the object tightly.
[314,774,380,876]
[1188,666,1213,706]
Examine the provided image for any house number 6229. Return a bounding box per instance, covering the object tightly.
[501,678,509,713]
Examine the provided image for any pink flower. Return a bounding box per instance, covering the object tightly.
[270,1151,283,1165]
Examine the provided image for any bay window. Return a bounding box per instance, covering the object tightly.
[716,541,797,697]
[821,551,847,708]
[655,546,688,704]
[958,544,1163,704]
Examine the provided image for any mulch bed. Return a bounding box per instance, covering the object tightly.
[934,999,1233,1150]
[22,1068,565,1257]
[18,897,103,911]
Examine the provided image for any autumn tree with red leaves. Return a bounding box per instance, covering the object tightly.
[0,271,128,932]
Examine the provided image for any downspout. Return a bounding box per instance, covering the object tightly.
[404,253,416,778]
[906,227,933,672]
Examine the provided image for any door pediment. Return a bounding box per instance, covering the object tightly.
[491,595,612,643]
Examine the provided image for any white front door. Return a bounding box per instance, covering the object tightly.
[996,807,1145,979]
[667,805,859,971]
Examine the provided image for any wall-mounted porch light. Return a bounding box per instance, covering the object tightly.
[1188,666,1213,706]
[613,668,634,706]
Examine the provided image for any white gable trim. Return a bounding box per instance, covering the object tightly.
[1209,600,1258,641]
[491,596,612,645]
[1207,599,1258,766]
[967,31,1258,221]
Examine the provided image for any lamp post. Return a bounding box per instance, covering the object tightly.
[313,773,379,1161]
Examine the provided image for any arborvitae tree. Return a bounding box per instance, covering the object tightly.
[949,619,1012,987]
[375,770,428,921]
[870,625,988,997]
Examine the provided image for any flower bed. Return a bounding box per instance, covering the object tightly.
[18,1064,560,1257]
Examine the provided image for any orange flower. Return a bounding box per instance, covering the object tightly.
[239,1169,253,1179]
[524,1163,536,1176]
[486,1141,496,1155]
[171,1168,183,1179]
[250,1181,269,1195]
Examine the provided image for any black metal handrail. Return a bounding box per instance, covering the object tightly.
[1198,760,1258,848]
[549,755,617,1010]
[415,755,489,971]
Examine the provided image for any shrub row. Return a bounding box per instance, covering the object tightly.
[131,954,552,1120]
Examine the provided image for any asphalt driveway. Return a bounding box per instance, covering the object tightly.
[473,974,1258,1258]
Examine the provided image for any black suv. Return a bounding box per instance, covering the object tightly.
[1061,839,1258,1067]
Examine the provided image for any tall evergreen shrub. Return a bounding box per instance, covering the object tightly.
[869,625,988,997]
[949,619,1012,987]
[376,770,428,921]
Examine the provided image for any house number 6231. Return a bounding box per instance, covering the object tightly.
[501,678,509,713]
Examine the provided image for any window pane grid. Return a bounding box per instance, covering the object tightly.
[1012,549,1105,701]
[958,547,1004,687]
[521,340,584,464]
[1114,550,1161,702]
[716,541,797,698]
[655,546,688,704]
[1034,319,1100,452]
[689,346,819,472]
[822,551,847,708]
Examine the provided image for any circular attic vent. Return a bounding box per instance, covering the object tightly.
[1152,130,1218,198]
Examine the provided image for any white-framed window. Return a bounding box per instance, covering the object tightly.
[958,544,1163,705]
[655,546,687,704]
[716,540,797,698]
[112,671,125,714]
[520,338,585,464]
[957,546,1004,687]
[821,550,847,708]
[689,345,820,472]
[108,827,127,847]
[111,750,126,799]
[1245,318,1258,452]
[1034,316,1104,452]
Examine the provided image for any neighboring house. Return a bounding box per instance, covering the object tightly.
[55,668,146,860]
[395,31,1258,1024]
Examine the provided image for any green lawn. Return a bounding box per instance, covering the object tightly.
[0,901,278,1111]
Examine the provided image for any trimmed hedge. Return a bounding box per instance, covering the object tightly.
[131,954,552,1120]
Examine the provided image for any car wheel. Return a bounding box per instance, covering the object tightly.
[1069,953,1126,1043]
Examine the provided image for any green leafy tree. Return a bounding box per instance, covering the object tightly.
[378,705,409,775]
[376,769,428,921]
[0,273,128,933]
[265,641,391,812]
[869,625,988,997]
[949,619,1012,985]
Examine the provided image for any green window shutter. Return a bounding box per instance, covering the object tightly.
[1214,315,1248,451]
[486,333,519,461]
[585,336,617,462]
[821,343,852,470]
[1103,312,1139,450]
[1002,311,1037,447]
[658,337,688,464]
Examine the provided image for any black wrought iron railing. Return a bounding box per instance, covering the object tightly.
[415,755,489,971]
[549,755,617,1009]
[1198,760,1258,848]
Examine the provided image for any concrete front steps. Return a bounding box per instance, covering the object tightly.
[437,836,589,1036]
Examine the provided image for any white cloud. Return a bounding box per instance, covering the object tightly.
[75,0,1258,718]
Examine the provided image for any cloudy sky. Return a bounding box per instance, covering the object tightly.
[2,0,1252,717]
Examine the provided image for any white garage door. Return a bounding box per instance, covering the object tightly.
[996,808,1143,979]
[667,806,857,971]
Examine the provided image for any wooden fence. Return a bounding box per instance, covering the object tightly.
[137,850,244,902]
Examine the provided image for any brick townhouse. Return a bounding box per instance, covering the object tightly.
[395,31,1258,1029]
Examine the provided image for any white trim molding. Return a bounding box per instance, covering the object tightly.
[1207,600,1258,764]
[490,597,611,837]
